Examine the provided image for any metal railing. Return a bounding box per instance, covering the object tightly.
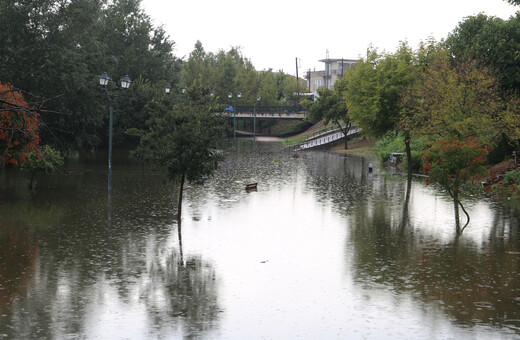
[235,105,305,114]
[296,126,360,150]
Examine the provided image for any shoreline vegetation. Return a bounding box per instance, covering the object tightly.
[283,119,520,205]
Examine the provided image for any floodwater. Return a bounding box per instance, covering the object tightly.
[0,139,519,339]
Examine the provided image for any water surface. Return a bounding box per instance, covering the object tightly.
[0,139,519,339]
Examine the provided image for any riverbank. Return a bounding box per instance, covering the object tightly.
[330,136,377,157]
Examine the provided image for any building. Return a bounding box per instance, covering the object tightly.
[306,58,357,95]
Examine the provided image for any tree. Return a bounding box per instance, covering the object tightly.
[257,70,279,105]
[303,86,352,149]
[404,50,506,145]
[0,0,178,151]
[346,43,417,175]
[135,89,228,221]
[21,145,64,189]
[0,83,40,167]
[446,13,520,92]
[420,139,489,234]
[504,0,520,5]
[0,0,108,150]
[182,41,214,96]
[406,50,520,233]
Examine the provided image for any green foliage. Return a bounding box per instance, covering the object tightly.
[487,135,518,164]
[1,0,304,153]
[503,169,520,185]
[21,145,64,188]
[403,49,509,145]
[257,71,279,105]
[346,43,416,138]
[304,87,347,125]
[446,13,520,92]
[375,132,423,171]
[0,0,178,151]
[21,145,64,173]
[181,43,300,108]
[135,90,228,185]
[375,132,405,161]
[302,81,352,148]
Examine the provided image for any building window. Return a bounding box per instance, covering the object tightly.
[315,80,322,88]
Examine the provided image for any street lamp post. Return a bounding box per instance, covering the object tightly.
[99,72,131,195]
[228,92,233,139]
[254,96,261,139]
[229,91,241,140]
[236,91,241,136]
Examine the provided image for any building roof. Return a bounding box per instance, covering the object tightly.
[319,58,358,63]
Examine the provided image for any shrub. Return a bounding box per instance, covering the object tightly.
[503,169,520,185]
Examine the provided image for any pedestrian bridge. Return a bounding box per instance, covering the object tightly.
[295,126,360,150]
[222,105,307,120]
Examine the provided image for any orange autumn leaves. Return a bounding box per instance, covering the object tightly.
[0,83,40,167]
[420,138,489,187]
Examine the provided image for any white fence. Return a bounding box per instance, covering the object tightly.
[298,127,360,150]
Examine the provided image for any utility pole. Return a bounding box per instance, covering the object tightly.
[295,57,299,103]
[308,69,311,92]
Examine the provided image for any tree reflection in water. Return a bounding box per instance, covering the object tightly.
[346,173,520,332]
[1,144,520,338]
[302,151,519,334]
[0,165,221,339]
[137,234,221,338]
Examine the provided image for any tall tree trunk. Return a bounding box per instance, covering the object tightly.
[336,120,351,150]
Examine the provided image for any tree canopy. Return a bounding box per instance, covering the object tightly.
[345,44,416,138]
[133,87,228,219]
[446,13,520,92]
[345,43,417,174]
[303,85,351,149]
[0,83,40,167]
[0,0,306,154]
[0,0,177,151]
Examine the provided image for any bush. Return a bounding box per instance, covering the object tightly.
[503,169,520,185]
[375,132,404,162]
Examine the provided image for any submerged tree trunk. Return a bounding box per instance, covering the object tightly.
[29,171,36,189]
[177,217,184,265]
[453,189,461,234]
[449,183,471,235]
[177,172,185,223]
[174,173,186,265]
[400,173,412,231]
[404,133,412,179]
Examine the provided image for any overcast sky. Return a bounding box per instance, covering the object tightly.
[140,0,518,75]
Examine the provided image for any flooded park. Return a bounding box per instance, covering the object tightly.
[0,138,519,339]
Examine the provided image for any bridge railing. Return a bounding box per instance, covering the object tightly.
[235,105,305,114]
